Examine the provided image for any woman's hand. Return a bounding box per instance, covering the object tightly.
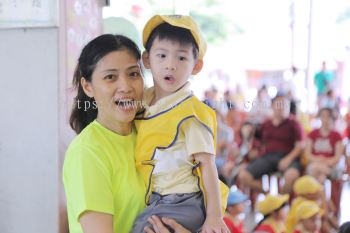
[144,216,191,233]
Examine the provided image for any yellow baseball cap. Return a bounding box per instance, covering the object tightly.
[293,175,322,195]
[142,15,207,59]
[257,194,289,215]
[296,200,323,220]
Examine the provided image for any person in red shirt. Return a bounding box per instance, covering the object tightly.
[238,93,304,194]
[305,107,344,183]
[223,188,248,233]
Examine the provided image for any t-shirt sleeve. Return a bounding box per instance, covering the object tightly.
[63,145,114,221]
[293,120,303,141]
[308,129,317,140]
[182,118,215,156]
[334,131,343,142]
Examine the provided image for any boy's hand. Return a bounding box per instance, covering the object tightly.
[201,216,229,233]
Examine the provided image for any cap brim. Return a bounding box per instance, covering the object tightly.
[228,193,248,205]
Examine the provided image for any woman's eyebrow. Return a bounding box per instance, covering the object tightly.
[102,68,118,73]
[127,65,140,70]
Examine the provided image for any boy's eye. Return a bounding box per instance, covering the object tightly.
[179,56,187,61]
[129,71,141,78]
[157,54,166,58]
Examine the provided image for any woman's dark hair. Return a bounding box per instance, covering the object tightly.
[145,23,199,59]
[69,34,141,134]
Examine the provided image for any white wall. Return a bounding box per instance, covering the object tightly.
[0,28,59,233]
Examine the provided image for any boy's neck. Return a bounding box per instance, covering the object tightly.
[152,81,189,105]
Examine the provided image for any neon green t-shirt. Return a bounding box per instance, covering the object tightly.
[63,120,146,233]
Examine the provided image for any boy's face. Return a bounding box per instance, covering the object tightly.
[275,206,287,221]
[300,214,321,232]
[143,37,202,99]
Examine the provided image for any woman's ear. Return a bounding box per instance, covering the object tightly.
[191,59,203,75]
[142,51,150,69]
[81,77,94,98]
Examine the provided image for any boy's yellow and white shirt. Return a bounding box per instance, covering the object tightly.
[135,82,228,211]
[142,82,214,195]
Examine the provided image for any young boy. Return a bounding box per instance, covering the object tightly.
[254,194,289,233]
[285,175,335,233]
[132,15,229,233]
[293,200,322,233]
[223,188,248,233]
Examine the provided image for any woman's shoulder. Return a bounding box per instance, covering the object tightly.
[65,122,108,161]
[67,122,100,148]
[307,128,320,137]
[330,130,342,139]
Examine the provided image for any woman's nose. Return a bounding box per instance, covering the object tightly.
[117,76,133,93]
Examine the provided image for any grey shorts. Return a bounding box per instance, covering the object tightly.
[131,191,205,233]
[246,152,301,179]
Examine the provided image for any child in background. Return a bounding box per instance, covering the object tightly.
[132,15,228,233]
[253,194,289,233]
[285,175,336,233]
[293,200,322,233]
[223,188,248,233]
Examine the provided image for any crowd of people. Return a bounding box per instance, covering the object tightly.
[208,80,350,232]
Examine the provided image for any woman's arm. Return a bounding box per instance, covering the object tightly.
[80,211,114,233]
[326,141,344,167]
[304,138,322,163]
[194,152,229,233]
[278,141,303,171]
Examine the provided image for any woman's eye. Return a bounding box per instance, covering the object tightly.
[104,74,116,80]
[157,54,166,58]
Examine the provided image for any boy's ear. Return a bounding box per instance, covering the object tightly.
[142,51,150,69]
[81,77,94,98]
[191,59,203,75]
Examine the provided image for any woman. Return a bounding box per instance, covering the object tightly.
[63,34,190,233]
[305,107,343,183]
[63,34,145,233]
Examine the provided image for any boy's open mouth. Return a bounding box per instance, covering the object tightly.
[164,75,175,83]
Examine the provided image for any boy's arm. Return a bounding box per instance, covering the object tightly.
[194,153,222,218]
[194,152,228,232]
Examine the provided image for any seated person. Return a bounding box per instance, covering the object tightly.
[238,93,304,194]
[253,194,289,233]
[305,107,344,184]
[223,188,248,233]
[285,176,337,233]
[292,200,323,233]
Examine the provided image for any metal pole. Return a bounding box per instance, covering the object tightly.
[306,0,314,112]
